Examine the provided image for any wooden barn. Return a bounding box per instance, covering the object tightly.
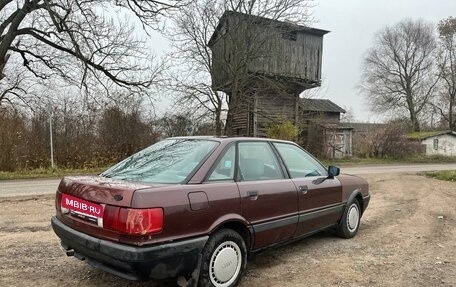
[208,11,329,137]
[298,99,353,158]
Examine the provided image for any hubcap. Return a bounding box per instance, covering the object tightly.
[347,204,360,232]
[209,241,242,287]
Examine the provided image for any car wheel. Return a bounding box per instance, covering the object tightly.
[336,198,361,238]
[198,228,247,287]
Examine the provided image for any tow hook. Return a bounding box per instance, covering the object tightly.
[65,249,75,257]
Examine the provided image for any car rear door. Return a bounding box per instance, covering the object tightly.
[272,143,343,236]
[236,141,298,249]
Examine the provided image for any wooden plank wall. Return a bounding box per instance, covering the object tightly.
[210,13,324,90]
[230,92,297,137]
[256,92,298,137]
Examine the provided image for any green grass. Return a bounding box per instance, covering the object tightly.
[426,170,456,182]
[406,131,447,140]
[0,167,107,180]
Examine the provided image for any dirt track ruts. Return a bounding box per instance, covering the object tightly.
[0,172,455,286]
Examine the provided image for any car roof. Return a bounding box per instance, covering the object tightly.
[165,136,296,145]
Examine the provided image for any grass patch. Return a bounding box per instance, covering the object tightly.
[406,131,447,140]
[0,167,107,180]
[426,170,456,182]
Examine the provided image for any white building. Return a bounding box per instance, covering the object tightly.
[419,131,456,156]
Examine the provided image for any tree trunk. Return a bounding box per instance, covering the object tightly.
[405,89,420,132]
[225,95,235,136]
[410,111,420,132]
[449,100,455,131]
[215,102,222,136]
[0,4,31,79]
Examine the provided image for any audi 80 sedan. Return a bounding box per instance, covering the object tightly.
[51,137,370,287]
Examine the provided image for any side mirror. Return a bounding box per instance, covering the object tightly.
[328,166,340,178]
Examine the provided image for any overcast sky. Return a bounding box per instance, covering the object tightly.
[154,0,456,122]
[314,0,456,122]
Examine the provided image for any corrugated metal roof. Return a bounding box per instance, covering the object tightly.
[300,99,346,113]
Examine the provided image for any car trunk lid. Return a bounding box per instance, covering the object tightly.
[58,175,156,207]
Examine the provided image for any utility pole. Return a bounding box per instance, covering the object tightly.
[48,101,54,168]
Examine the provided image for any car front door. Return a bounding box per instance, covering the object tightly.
[236,141,298,249]
[273,142,344,236]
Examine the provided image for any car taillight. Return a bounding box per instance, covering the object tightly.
[103,206,163,235]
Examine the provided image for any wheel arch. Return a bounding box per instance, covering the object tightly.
[345,188,364,216]
[208,215,253,251]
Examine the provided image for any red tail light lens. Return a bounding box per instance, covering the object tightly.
[103,206,163,235]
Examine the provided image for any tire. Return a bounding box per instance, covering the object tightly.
[198,228,247,287]
[336,198,361,239]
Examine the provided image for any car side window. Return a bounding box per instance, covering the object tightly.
[273,143,327,178]
[238,142,284,181]
[207,145,236,181]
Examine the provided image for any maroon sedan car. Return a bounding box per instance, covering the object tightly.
[51,137,369,287]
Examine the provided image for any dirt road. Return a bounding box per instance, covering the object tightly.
[0,172,455,286]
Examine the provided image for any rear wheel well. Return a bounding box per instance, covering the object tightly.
[216,222,252,251]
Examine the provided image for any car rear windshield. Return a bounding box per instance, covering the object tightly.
[101,139,219,184]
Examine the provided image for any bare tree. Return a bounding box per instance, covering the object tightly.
[0,0,186,105]
[340,106,355,123]
[157,113,193,137]
[0,67,33,106]
[167,0,314,135]
[434,17,456,131]
[98,105,157,161]
[165,0,225,135]
[361,19,439,132]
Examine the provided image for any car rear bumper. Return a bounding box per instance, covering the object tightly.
[51,216,208,281]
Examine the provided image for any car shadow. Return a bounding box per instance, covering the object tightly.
[74,227,372,287]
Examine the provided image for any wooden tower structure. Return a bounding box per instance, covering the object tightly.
[208,11,329,136]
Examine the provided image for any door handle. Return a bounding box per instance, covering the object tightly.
[247,190,259,200]
[299,185,308,195]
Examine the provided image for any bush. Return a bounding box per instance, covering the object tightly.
[266,120,299,141]
[353,123,423,158]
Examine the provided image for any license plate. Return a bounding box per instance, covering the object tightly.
[61,193,104,222]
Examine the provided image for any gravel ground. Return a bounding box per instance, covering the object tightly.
[0,173,455,287]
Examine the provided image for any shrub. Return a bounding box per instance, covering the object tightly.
[353,123,423,158]
[266,120,299,141]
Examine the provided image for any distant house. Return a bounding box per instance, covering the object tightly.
[409,131,456,156]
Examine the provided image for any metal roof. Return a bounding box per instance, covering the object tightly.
[300,99,346,113]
